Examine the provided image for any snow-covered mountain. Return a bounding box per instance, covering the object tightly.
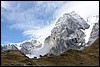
[1,11,99,59]
[45,11,99,56]
[20,40,42,54]
[45,11,90,56]
[1,44,18,52]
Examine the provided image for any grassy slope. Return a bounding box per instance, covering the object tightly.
[1,38,99,66]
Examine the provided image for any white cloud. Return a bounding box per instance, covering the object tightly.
[1,1,8,8]
[1,1,66,43]
[23,23,55,44]
[55,1,99,21]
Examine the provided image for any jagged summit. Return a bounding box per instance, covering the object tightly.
[56,11,90,30]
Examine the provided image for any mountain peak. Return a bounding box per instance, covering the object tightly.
[45,11,99,56]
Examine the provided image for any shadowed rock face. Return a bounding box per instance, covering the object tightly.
[45,11,90,56]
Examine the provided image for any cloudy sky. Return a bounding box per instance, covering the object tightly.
[1,1,99,45]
